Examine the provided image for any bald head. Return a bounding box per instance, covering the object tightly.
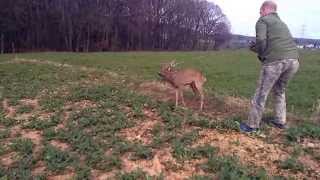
[262,1,277,11]
[260,1,277,17]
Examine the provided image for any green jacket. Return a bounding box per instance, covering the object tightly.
[251,13,299,64]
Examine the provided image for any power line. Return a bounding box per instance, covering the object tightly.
[300,24,306,38]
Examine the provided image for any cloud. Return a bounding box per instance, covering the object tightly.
[210,0,320,39]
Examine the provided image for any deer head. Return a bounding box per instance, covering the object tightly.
[158,60,178,78]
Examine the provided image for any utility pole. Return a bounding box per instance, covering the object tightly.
[299,24,306,47]
[301,24,306,38]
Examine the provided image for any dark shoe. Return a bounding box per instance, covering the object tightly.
[269,120,287,129]
[240,123,258,133]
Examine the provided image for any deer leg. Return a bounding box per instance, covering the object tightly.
[200,91,204,111]
[175,89,179,108]
[191,83,198,96]
[195,82,204,111]
[179,89,186,106]
[191,83,200,103]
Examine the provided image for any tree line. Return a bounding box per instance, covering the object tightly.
[0,0,231,53]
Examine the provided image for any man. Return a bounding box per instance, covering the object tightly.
[240,1,300,132]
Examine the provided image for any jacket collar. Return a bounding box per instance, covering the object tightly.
[263,12,278,18]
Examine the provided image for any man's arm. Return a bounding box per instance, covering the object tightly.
[249,41,257,52]
[255,19,267,56]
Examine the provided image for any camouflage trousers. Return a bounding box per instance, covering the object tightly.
[247,59,300,128]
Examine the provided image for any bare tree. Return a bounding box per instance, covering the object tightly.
[0,0,231,52]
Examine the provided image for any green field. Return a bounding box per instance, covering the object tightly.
[0,50,320,179]
[3,49,320,116]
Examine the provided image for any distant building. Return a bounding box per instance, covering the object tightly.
[229,34,320,50]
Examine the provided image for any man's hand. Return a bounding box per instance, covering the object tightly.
[249,41,257,52]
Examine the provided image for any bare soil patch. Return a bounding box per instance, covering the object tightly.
[91,169,117,180]
[194,129,319,179]
[118,108,162,145]
[137,81,249,119]
[47,170,75,180]
[2,98,40,120]
[20,129,42,145]
[2,99,17,118]
[121,148,206,179]
[63,100,97,111]
[55,100,97,130]
[0,152,17,167]
[50,140,71,151]
[32,161,46,176]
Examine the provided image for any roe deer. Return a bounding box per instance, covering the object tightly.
[158,61,206,111]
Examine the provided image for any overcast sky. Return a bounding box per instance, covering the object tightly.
[209,0,320,39]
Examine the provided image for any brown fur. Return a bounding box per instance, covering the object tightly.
[158,61,206,111]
